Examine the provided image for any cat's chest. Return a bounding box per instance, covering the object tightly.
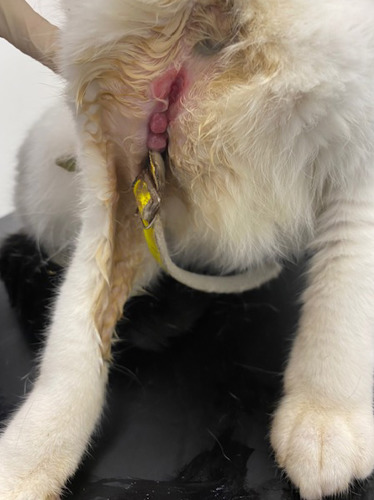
[161,184,315,274]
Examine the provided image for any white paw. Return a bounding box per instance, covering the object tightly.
[0,412,73,500]
[0,480,60,500]
[0,383,97,500]
[271,395,374,500]
[0,460,62,500]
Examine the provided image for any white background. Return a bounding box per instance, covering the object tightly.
[0,0,63,217]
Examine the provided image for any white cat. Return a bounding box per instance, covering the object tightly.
[2,1,374,499]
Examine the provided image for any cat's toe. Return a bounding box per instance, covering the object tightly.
[271,394,374,500]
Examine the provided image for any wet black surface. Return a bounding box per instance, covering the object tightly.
[0,215,373,499]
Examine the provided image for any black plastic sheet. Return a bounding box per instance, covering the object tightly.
[0,218,372,499]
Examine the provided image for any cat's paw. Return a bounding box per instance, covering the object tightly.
[0,461,62,500]
[0,478,60,500]
[271,394,374,500]
[0,424,70,500]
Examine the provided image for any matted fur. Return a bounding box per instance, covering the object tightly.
[2,1,374,499]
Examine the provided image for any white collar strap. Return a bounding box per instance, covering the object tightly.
[133,152,282,294]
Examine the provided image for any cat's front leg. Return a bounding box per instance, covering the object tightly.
[0,231,109,499]
[271,182,374,500]
[0,162,152,499]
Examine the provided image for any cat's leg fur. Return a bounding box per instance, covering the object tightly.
[0,103,156,499]
[271,175,374,500]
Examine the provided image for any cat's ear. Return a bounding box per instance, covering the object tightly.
[0,0,60,72]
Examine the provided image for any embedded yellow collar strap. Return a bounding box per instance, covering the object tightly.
[133,152,282,294]
[133,152,165,267]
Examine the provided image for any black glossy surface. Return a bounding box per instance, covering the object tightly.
[0,215,373,499]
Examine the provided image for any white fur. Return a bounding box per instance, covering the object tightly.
[14,105,81,263]
[1,1,374,499]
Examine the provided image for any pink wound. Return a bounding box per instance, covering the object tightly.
[149,113,169,134]
[147,133,168,152]
[151,68,179,100]
[148,68,187,152]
